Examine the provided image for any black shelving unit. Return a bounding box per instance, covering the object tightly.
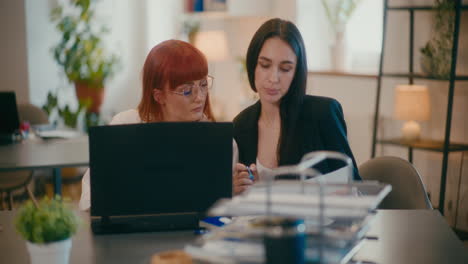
[371,0,468,215]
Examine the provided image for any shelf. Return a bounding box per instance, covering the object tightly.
[183,11,228,19]
[308,70,378,79]
[182,11,271,20]
[307,71,468,81]
[377,138,468,152]
[374,0,467,216]
[388,5,468,11]
[382,73,468,81]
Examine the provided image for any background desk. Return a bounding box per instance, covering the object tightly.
[0,210,466,263]
[0,137,89,195]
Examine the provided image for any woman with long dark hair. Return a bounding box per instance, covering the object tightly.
[232,18,360,195]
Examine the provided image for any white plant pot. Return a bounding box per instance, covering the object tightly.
[26,238,72,264]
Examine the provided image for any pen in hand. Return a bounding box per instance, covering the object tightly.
[246,166,254,181]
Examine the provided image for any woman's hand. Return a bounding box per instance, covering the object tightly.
[233,163,258,195]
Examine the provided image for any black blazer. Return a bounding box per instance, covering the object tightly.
[233,95,361,180]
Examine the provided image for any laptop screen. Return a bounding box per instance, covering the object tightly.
[89,122,233,217]
[0,92,20,134]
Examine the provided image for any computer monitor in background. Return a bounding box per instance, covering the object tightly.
[0,91,20,136]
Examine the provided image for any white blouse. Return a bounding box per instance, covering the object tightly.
[256,158,273,181]
[79,109,239,211]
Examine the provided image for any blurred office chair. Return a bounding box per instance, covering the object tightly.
[0,103,47,210]
[0,171,34,210]
[17,103,49,125]
[359,156,433,210]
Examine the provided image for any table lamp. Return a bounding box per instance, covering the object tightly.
[393,84,431,141]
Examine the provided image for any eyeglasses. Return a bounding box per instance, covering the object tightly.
[171,76,214,98]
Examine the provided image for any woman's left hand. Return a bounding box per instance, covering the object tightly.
[233,163,258,195]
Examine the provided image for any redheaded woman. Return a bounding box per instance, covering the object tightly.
[79,40,238,210]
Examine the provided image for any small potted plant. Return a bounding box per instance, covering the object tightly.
[15,196,81,264]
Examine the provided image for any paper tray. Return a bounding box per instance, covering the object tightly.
[209,181,391,220]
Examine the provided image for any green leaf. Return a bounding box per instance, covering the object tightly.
[50,0,119,85]
[50,6,63,22]
[419,0,454,78]
[321,0,362,33]
[15,196,81,244]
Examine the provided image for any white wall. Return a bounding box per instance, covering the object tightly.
[99,0,183,118]
[297,0,330,70]
[0,0,30,103]
[98,0,148,119]
[146,0,183,51]
[25,0,65,108]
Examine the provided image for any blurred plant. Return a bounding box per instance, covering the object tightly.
[420,0,454,79]
[236,56,247,76]
[236,56,257,102]
[50,0,119,87]
[321,0,361,33]
[182,19,200,44]
[15,195,81,244]
[45,0,118,129]
[42,91,101,129]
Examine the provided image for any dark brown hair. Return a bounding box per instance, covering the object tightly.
[246,18,308,165]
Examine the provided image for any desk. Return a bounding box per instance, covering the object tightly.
[354,210,467,263]
[0,137,89,195]
[0,210,466,263]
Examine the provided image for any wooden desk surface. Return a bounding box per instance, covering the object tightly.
[0,210,466,263]
[353,210,467,263]
[0,136,89,171]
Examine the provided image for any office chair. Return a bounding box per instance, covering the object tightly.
[17,103,49,125]
[359,156,433,210]
[0,171,35,210]
[0,103,46,210]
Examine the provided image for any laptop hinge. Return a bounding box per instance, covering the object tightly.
[91,212,200,234]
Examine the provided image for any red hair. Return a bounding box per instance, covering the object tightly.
[138,40,215,122]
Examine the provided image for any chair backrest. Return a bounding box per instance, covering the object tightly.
[359,156,432,209]
[17,103,49,125]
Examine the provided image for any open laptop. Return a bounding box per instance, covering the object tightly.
[0,92,20,144]
[89,122,233,234]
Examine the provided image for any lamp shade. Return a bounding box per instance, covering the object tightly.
[194,30,229,61]
[394,84,431,121]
